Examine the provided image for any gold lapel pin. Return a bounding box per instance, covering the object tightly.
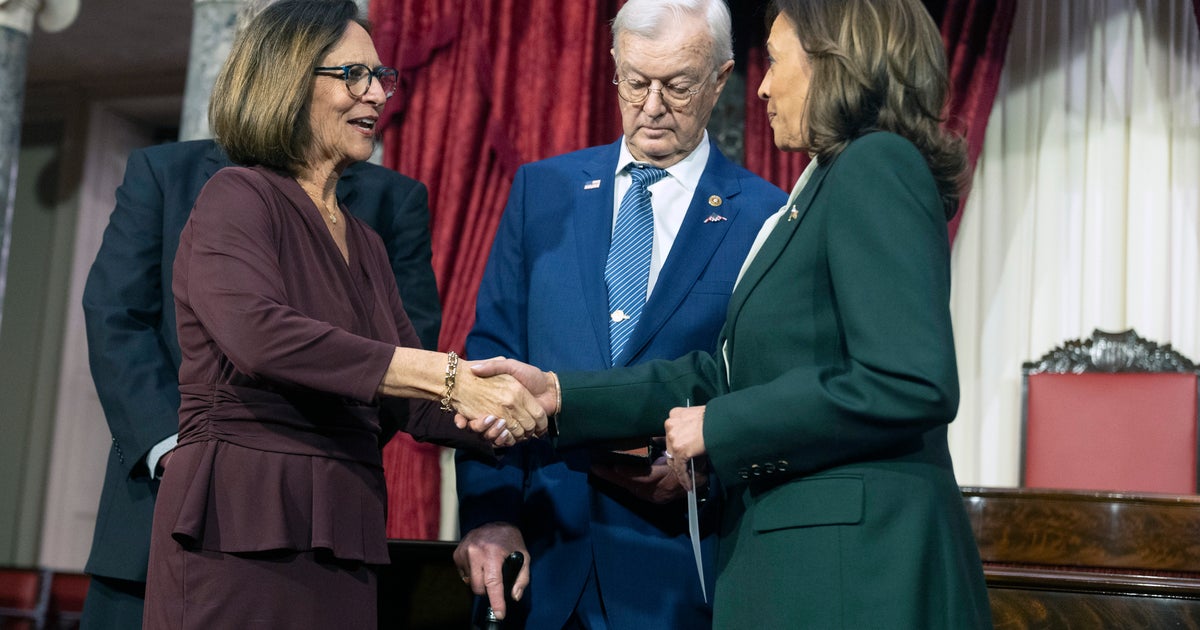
[787,207,799,222]
[708,195,723,207]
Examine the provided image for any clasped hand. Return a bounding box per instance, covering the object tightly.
[457,358,708,490]
[451,358,557,444]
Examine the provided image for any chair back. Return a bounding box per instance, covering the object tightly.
[1021,329,1200,493]
[0,567,49,630]
[46,573,88,630]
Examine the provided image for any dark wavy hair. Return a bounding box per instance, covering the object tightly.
[768,0,968,218]
[209,0,367,175]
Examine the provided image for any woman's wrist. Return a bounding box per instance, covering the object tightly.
[546,370,562,437]
[377,346,459,402]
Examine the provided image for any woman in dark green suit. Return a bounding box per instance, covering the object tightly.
[464,0,993,626]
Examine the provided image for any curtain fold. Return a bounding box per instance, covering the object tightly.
[940,0,1018,240]
[370,0,622,539]
[741,0,1016,240]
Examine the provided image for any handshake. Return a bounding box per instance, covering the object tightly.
[448,358,559,446]
[447,356,710,495]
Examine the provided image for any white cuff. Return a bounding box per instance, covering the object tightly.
[146,434,179,479]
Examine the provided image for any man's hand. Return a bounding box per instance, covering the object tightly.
[452,522,531,621]
[591,444,707,504]
[664,405,707,490]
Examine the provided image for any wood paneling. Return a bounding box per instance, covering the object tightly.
[965,487,1200,629]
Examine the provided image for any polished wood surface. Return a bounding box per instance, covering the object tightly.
[964,487,1200,629]
[376,491,1200,629]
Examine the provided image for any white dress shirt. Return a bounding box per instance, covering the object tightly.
[613,131,712,297]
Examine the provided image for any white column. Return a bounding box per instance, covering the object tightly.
[179,0,370,141]
[0,0,77,331]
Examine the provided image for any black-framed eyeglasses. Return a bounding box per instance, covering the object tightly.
[313,64,399,98]
[613,74,705,108]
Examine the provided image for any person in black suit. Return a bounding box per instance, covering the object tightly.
[78,137,444,629]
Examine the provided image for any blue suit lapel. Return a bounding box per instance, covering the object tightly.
[621,140,743,366]
[574,139,623,367]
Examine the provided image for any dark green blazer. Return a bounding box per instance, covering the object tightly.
[558,132,993,629]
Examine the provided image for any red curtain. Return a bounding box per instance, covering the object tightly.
[742,0,1017,244]
[939,0,1018,241]
[370,0,622,539]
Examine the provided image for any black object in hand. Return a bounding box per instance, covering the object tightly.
[480,551,525,630]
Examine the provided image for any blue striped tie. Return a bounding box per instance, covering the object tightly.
[605,164,668,363]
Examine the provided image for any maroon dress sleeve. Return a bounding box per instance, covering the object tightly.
[175,167,395,402]
[366,236,494,453]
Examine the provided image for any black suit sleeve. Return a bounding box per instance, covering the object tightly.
[342,168,442,350]
[394,182,442,351]
[82,148,181,476]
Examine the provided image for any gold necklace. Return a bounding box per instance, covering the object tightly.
[299,179,338,224]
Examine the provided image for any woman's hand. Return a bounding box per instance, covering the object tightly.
[376,349,548,441]
[453,359,558,441]
[452,359,549,440]
[664,405,707,490]
[472,415,518,448]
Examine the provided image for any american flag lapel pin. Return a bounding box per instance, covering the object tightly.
[584,179,601,190]
[704,195,727,222]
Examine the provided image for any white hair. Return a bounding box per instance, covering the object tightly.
[612,0,734,73]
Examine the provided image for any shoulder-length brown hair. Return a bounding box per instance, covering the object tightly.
[209,0,366,175]
[769,0,967,218]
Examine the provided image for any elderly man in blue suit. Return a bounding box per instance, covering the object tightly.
[79,138,446,629]
[453,1,786,626]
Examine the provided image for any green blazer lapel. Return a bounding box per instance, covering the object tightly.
[725,161,832,326]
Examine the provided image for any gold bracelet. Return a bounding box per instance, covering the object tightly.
[550,371,562,415]
[440,351,459,411]
[547,371,562,437]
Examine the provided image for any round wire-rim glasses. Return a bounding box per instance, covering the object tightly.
[613,74,706,108]
[313,63,399,99]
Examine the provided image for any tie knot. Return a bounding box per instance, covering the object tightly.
[628,164,668,188]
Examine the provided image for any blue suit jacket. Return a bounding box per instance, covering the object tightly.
[458,137,785,628]
[82,139,442,583]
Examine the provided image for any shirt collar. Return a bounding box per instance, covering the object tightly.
[786,157,821,208]
[615,130,710,194]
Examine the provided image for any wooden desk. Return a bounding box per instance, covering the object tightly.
[963,487,1200,628]
[379,491,1200,628]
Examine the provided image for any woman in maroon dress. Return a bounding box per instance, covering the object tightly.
[141,2,545,627]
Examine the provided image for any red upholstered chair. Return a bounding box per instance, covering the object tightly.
[46,573,88,630]
[0,567,49,630]
[1021,329,1200,494]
